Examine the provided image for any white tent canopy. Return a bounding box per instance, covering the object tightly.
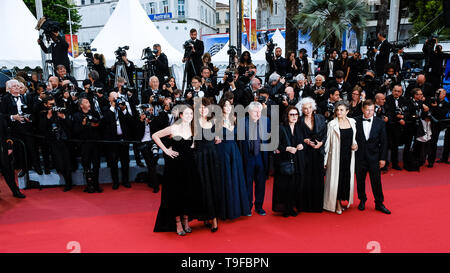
[74,0,183,68]
[211,41,251,65]
[252,29,285,64]
[0,0,43,68]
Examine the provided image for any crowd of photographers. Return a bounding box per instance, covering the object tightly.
[0,29,449,200]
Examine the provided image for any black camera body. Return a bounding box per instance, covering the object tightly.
[115,46,130,63]
[137,104,155,121]
[52,106,67,114]
[175,97,188,105]
[142,47,158,62]
[115,97,127,107]
[267,38,277,53]
[37,17,60,43]
[20,105,32,121]
[183,40,194,59]
[81,43,97,69]
[83,113,100,127]
[225,71,234,83]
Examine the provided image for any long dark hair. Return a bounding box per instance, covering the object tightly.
[283,105,300,126]
[239,51,252,65]
[175,104,195,137]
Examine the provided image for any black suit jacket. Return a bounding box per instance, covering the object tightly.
[39,35,70,73]
[355,116,388,164]
[375,39,392,76]
[101,105,135,140]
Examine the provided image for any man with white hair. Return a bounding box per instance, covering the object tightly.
[1,80,42,176]
[294,74,313,99]
[238,102,271,216]
[265,72,285,100]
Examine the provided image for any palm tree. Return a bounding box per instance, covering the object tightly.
[293,0,369,50]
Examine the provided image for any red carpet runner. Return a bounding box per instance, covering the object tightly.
[1,164,449,253]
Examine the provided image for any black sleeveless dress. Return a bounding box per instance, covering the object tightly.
[154,137,197,232]
[337,128,353,201]
[193,126,224,220]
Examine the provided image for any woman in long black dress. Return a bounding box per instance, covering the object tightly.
[296,97,327,212]
[215,98,251,219]
[273,106,305,217]
[193,97,223,232]
[152,105,196,236]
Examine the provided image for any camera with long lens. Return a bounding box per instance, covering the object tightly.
[83,113,100,127]
[395,105,406,116]
[183,40,194,58]
[36,16,60,43]
[115,97,127,107]
[266,38,277,53]
[123,85,136,94]
[151,143,159,158]
[391,40,410,53]
[174,97,188,105]
[142,47,158,62]
[81,43,97,69]
[20,105,32,121]
[256,94,267,104]
[90,86,103,94]
[137,104,155,121]
[274,93,288,104]
[284,73,297,84]
[115,46,130,63]
[45,87,63,98]
[52,106,67,114]
[225,71,234,83]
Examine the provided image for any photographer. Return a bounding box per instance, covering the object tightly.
[358,70,379,100]
[255,88,276,120]
[429,88,450,167]
[1,80,42,176]
[385,85,409,170]
[72,98,103,193]
[114,77,138,115]
[237,77,262,108]
[135,104,160,193]
[311,74,327,104]
[405,74,433,99]
[39,96,73,191]
[184,76,205,105]
[266,46,288,80]
[37,30,71,75]
[111,50,136,87]
[152,44,170,86]
[373,32,392,78]
[182,28,204,84]
[277,86,299,120]
[318,87,341,122]
[347,52,365,87]
[390,47,404,75]
[265,72,285,100]
[143,76,168,116]
[327,70,352,101]
[319,48,338,84]
[56,65,78,88]
[215,68,240,104]
[296,48,309,77]
[200,66,218,101]
[93,53,108,87]
[379,63,401,97]
[102,91,134,190]
[294,73,313,99]
[423,38,445,91]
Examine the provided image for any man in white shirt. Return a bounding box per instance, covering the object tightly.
[355,100,391,214]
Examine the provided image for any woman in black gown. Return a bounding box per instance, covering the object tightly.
[296,97,327,212]
[216,98,251,219]
[152,105,197,236]
[273,106,305,217]
[193,97,223,232]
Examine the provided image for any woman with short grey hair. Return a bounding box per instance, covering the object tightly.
[297,97,327,212]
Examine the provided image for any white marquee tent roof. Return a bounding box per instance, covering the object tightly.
[211,41,251,65]
[0,0,43,68]
[74,0,183,68]
[252,29,285,63]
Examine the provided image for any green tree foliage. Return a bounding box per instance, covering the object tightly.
[404,0,449,40]
[294,0,369,50]
[23,0,82,35]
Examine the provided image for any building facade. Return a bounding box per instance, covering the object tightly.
[215,2,229,34]
[75,0,218,51]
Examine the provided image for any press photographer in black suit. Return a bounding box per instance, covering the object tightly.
[0,112,25,198]
[102,91,134,190]
[72,98,103,193]
[373,32,392,78]
[111,52,136,87]
[55,65,78,87]
[135,104,160,193]
[428,88,450,167]
[1,80,42,176]
[152,44,170,86]
[39,96,73,192]
[327,70,352,101]
[37,31,71,74]
[182,28,204,84]
[355,100,391,214]
[266,47,288,77]
[296,48,309,77]
[423,39,445,91]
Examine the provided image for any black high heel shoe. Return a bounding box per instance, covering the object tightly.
[176,220,186,236]
[211,219,218,233]
[183,217,192,233]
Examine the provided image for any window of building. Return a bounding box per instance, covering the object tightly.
[90,0,95,4]
[225,12,229,23]
[81,0,85,5]
[162,0,169,14]
[148,2,156,14]
[216,12,220,24]
[177,0,185,17]
[200,6,204,22]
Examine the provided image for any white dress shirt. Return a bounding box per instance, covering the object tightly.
[362,116,374,141]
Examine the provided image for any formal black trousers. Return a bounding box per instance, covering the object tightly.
[0,152,20,194]
[356,160,384,205]
[107,142,130,185]
[50,141,72,187]
[80,142,100,182]
[441,128,450,161]
[140,142,159,189]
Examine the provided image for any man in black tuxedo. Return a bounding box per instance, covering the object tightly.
[102,91,134,189]
[295,48,309,76]
[319,48,338,84]
[1,80,42,176]
[183,29,204,85]
[266,47,288,77]
[294,74,313,99]
[37,31,71,74]
[152,44,170,87]
[327,70,352,101]
[385,85,409,170]
[355,100,391,214]
[374,32,392,78]
[0,112,25,198]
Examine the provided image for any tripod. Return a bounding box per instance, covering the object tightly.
[114,60,130,88]
[142,60,156,91]
[181,57,197,92]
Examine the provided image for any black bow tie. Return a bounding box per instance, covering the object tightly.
[363,118,371,122]
[13,96,20,101]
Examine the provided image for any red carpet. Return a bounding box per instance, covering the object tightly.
[1,163,450,253]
